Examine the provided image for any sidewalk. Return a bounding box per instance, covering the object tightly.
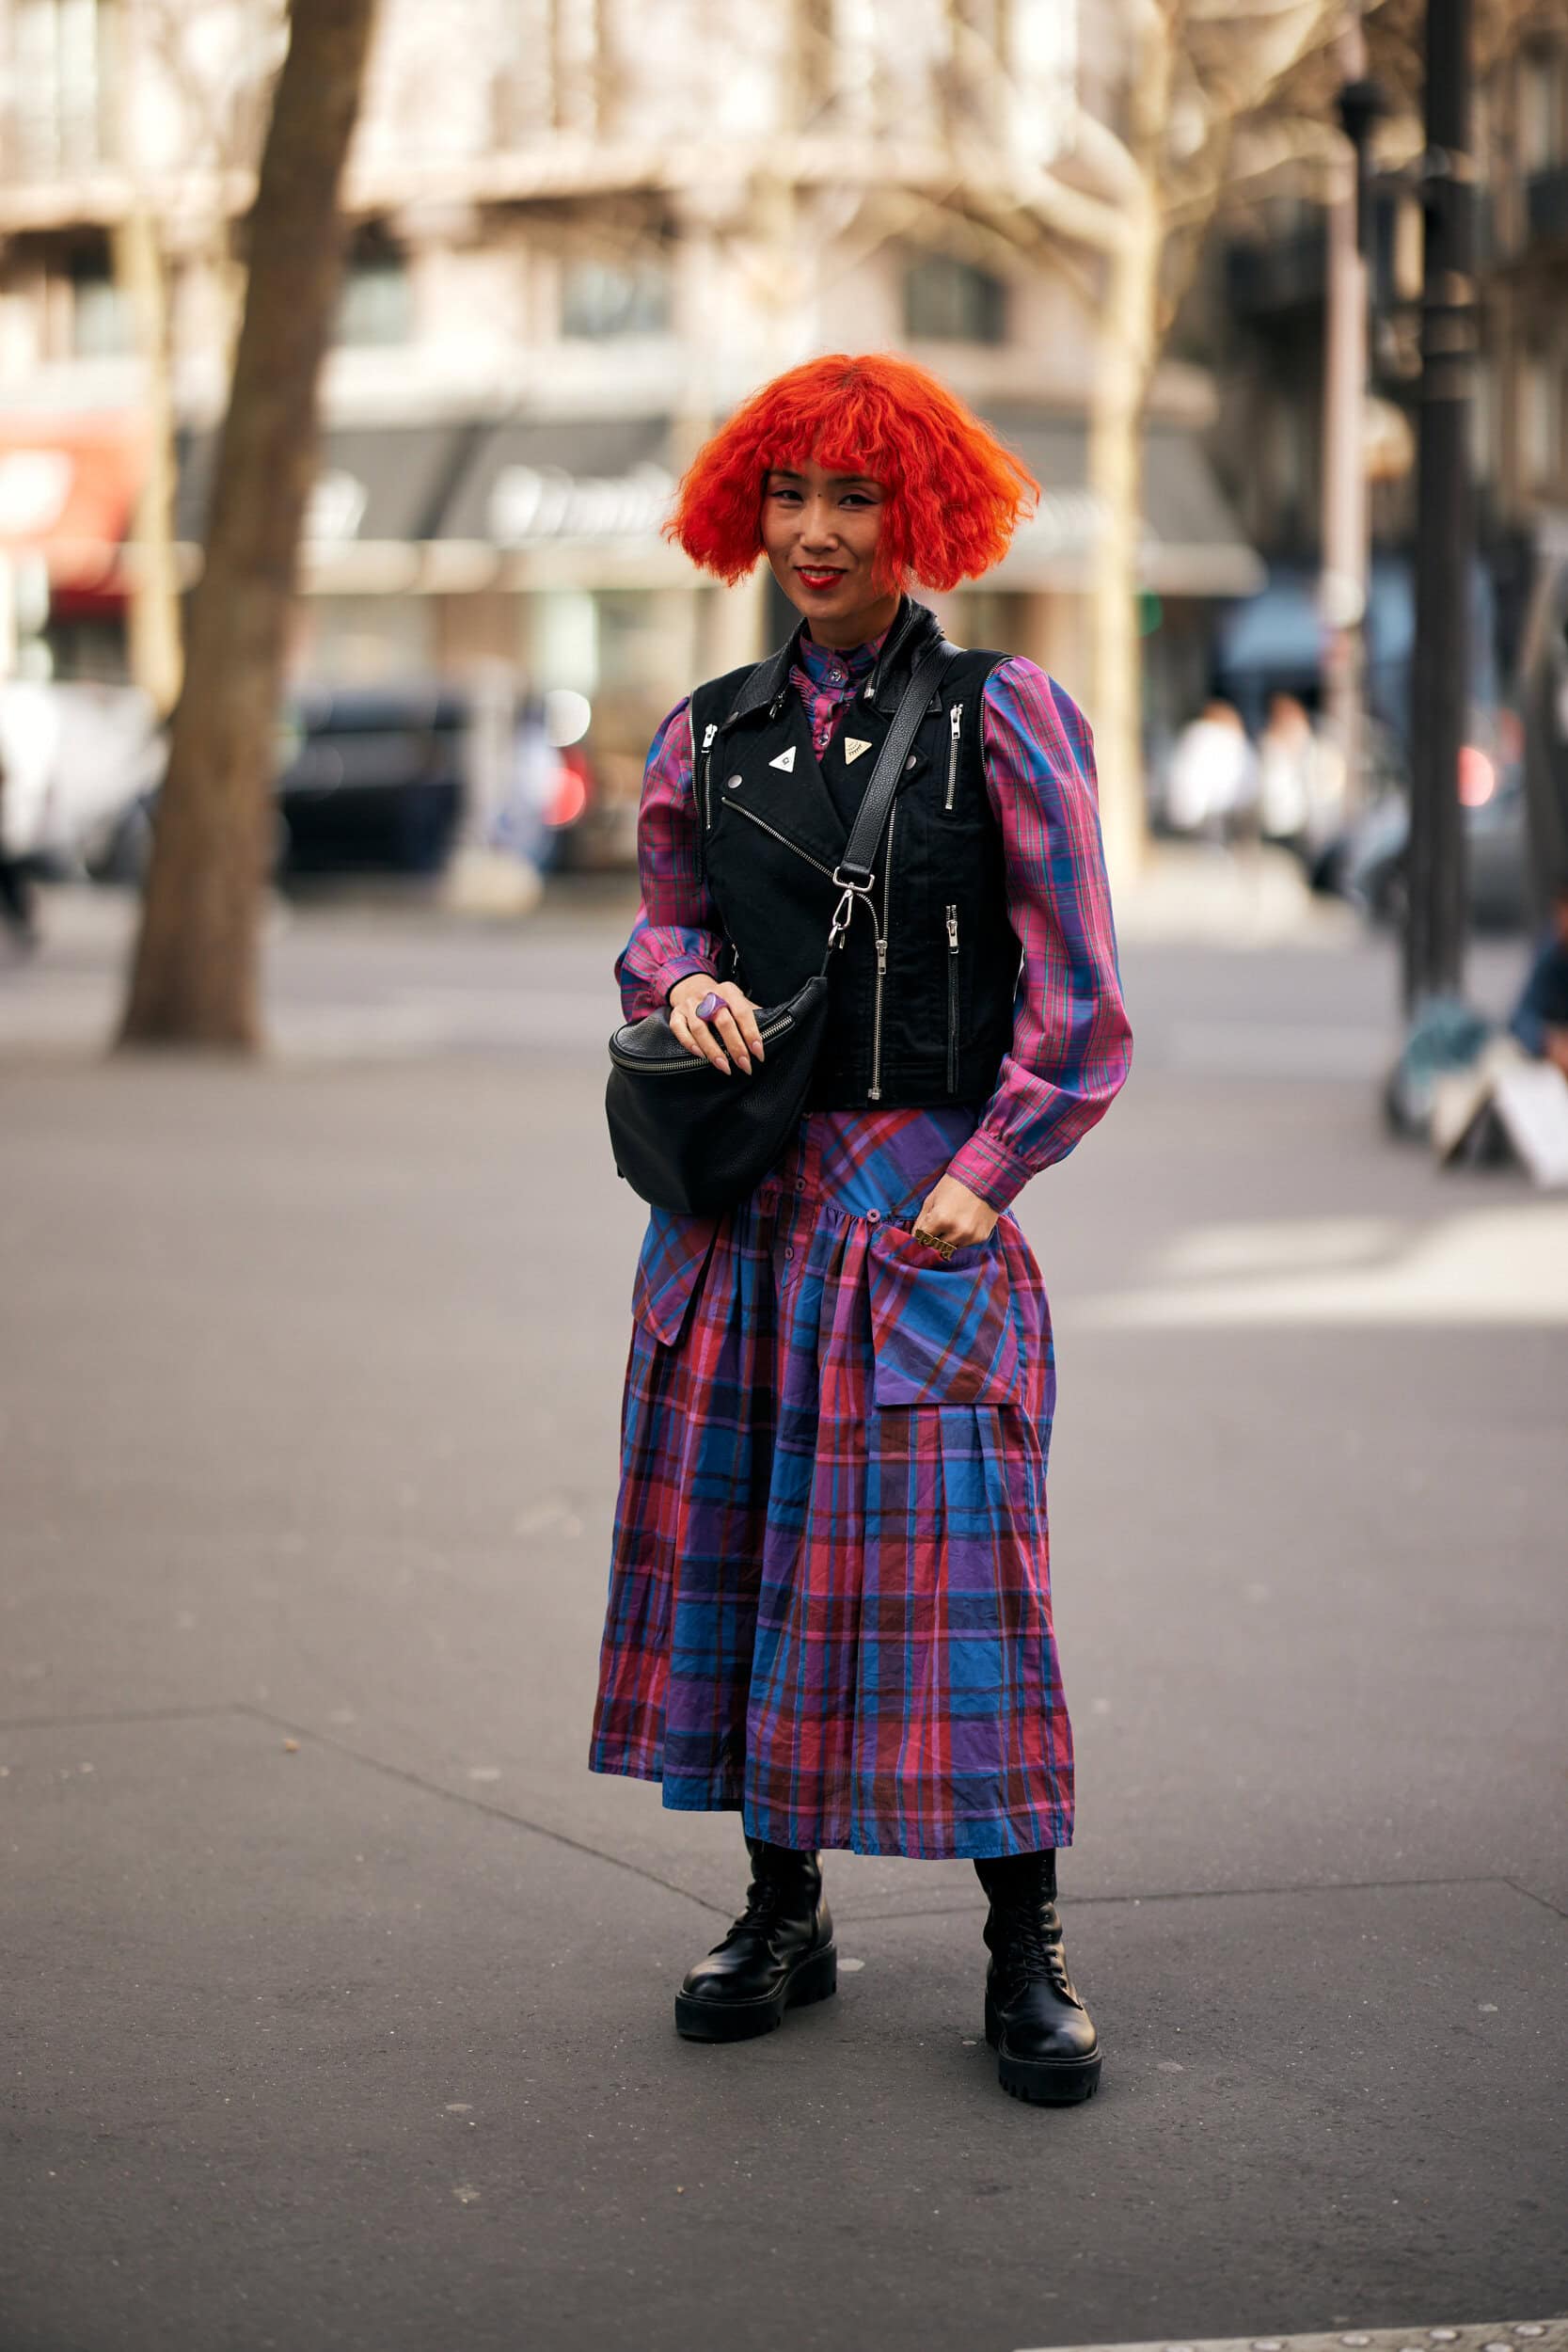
[1,902,1563,2352]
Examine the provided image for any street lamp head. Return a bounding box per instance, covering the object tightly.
[1337,76,1390,153]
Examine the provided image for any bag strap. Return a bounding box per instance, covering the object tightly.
[825,637,953,955]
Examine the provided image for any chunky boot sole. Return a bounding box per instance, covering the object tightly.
[675,1944,838,2043]
[985,1994,1102,2106]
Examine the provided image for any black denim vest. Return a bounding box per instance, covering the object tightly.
[689,600,1021,1109]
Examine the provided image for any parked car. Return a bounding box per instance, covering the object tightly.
[87,682,473,882]
[1333,716,1529,932]
[275,685,467,875]
[84,677,635,885]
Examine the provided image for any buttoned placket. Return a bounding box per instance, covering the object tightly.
[767,1112,821,1288]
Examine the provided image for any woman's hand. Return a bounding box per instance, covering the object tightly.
[667,975,766,1076]
[912,1172,998,1249]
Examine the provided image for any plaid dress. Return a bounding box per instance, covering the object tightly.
[590,622,1132,1859]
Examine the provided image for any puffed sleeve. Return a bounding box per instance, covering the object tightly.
[943,657,1133,1213]
[613,696,727,1023]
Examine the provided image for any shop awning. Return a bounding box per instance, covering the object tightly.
[166,406,1257,598]
[176,421,479,550]
[0,413,148,596]
[439,415,674,547]
[982,408,1263,598]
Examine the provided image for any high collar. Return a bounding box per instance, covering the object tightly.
[723,594,942,725]
[796,624,887,686]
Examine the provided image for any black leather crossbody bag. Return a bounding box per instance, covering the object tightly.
[605,638,952,1217]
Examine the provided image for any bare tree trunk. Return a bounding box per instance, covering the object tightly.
[118,0,379,1052]
[1085,5,1170,886]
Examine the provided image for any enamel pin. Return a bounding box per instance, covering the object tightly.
[768,746,797,773]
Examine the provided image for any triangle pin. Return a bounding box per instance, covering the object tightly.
[768,746,797,773]
[843,738,872,765]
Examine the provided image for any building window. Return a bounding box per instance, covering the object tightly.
[69,245,131,358]
[335,248,411,347]
[1520,351,1562,490]
[11,0,116,177]
[1519,47,1565,173]
[561,258,671,340]
[1469,355,1494,485]
[903,253,1006,344]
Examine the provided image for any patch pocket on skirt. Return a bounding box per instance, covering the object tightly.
[865,1222,1022,1407]
[631,1208,721,1348]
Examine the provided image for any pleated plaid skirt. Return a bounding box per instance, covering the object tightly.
[589,1106,1073,1859]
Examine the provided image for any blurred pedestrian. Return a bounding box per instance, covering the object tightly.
[591,352,1132,2106]
[1508,878,1568,1076]
[0,735,40,954]
[1257,691,1314,850]
[1258,691,1349,863]
[1164,696,1258,845]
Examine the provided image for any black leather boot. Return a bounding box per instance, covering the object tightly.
[675,1838,836,2042]
[974,1850,1101,2105]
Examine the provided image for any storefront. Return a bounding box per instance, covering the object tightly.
[0,411,148,677]
[38,405,1259,836]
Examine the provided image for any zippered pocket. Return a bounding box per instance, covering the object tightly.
[700,720,718,831]
[944,901,959,1091]
[943,703,962,812]
[729,799,836,879]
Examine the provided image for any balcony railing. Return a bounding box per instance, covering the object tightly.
[1224,225,1328,318]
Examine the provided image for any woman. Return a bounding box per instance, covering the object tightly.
[591,353,1132,2106]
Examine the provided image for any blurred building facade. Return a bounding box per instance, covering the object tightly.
[0,0,1259,795]
[1208,14,1568,745]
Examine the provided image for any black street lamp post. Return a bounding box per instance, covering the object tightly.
[1404,0,1477,1016]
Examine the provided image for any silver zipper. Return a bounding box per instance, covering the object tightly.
[944,704,961,811]
[611,1006,801,1073]
[729,799,836,879]
[945,902,959,1091]
[868,800,896,1101]
[701,720,718,830]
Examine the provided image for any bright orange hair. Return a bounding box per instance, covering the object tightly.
[667,351,1038,594]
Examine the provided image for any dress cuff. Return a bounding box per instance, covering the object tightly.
[652,954,719,1008]
[945,1128,1035,1215]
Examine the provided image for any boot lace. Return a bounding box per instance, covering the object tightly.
[735,1877,784,1934]
[1009,1905,1074,1998]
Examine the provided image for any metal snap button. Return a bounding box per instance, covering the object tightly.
[784,1246,795,1261]
[904,754,917,771]
[866,1209,880,1223]
[795,1178,805,1192]
[724,772,742,789]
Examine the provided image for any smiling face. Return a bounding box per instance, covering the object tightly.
[760,460,903,649]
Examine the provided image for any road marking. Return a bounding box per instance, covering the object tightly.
[1077,1205,1568,1327]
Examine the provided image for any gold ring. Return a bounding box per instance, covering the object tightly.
[911,1226,958,1262]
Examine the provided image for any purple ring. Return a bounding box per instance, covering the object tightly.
[695,990,724,1022]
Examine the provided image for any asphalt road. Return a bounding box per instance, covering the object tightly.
[2,886,1563,2352]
